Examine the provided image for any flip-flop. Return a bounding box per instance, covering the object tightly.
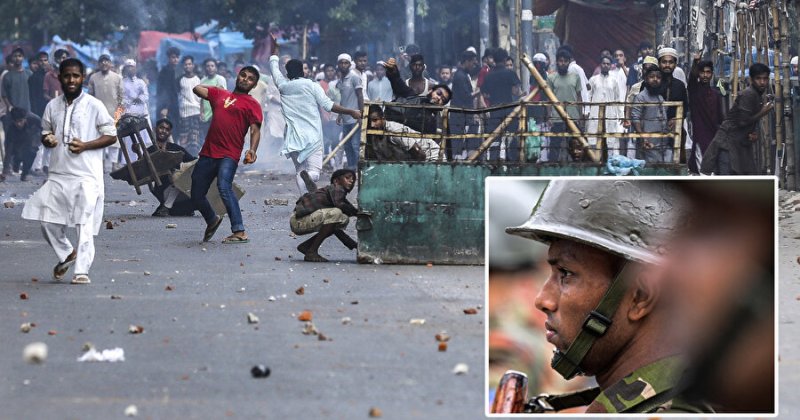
[53,252,77,280]
[71,274,91,285]
[303,253,328,262]
[222,235,250,244]
[203,215,223,242]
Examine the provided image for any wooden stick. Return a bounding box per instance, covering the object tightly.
[518,54,598,161]
[466,86,539,161]
[323,123,359,166]
[770,0,783,177]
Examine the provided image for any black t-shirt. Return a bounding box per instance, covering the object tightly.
[482,68,521,106]
[451,69,473,109]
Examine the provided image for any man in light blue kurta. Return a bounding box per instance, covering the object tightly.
[269,39,362,193]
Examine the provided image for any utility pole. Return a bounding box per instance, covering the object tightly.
[520,0,534,93]
[480,0,490,60]
[405,0,415,47]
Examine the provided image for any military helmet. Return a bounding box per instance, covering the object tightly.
[506,180,690,265]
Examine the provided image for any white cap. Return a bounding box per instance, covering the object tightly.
[532,53,547,63]
[466,46,477,54]
[657,47,678,59]
[337,53,352,63]
[123,58,136,67]
[791,56,798,65]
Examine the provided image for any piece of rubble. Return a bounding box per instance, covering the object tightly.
[318,333,329,341]
[463,308,479,315]
[368,407,382,417]
[105,221,114,229]
[295,286,305,295]
[438,342,448,352]
[247,313,260,324]
[341,317,352,325]
[409,319,426,325]
[23,342,48,364]
[143,271,151,276]
[4,201,15,208]
[435,332,450,342]
[165,285,174,291]
[302,322,318,335]
[298,311,312,322]
[251,364,271,378]
[264,198,289,206]
[124,404,138,417]
[47,330,57,336]
[19,293,28,300]
[452,363,469,375]
[77,347,125,362]
[166,224,177,229]
[268,296,276,302]
[20,323,34,333]
[111,295,122,300]
[128,325,144,334]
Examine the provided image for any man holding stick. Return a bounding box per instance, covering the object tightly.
[268,36,362,194]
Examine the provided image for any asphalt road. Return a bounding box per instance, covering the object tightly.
[0,159,485,419]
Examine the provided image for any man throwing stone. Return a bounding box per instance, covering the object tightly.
[191,66,263,244]
[22,59,117,284]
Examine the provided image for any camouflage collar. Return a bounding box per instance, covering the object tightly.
[591,355,684,413]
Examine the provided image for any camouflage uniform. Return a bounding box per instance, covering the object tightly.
[589,355,712,413]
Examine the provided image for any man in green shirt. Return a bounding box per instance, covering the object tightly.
[546,48,582,163]
[199,58,227,137]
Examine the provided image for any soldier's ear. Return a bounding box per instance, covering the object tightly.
[627,264,661,322]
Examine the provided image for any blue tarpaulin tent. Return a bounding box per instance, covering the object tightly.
[156,38,212,70]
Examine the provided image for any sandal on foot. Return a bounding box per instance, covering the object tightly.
[53,251,77,280]
[222,235,249,244]
[71,274,91,285]
[303,253,328,262]
[203,215,223,242]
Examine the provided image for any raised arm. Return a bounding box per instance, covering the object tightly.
[193,85,210,100]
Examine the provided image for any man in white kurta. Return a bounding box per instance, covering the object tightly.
[587,57,623,155]
[268,38,362,194]
[22,59,117,284]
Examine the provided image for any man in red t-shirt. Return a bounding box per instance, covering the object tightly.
[191,66,263,244]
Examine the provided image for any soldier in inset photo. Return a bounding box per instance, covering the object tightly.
[487,178,775,415]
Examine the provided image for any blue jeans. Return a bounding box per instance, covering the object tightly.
[191,156,244,232]
[342,123,361,170]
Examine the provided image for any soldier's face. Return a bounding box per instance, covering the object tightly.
[535,240,620,357]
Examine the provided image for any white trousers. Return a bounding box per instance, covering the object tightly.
[41,221,95,275]
[290,149,323,194]
[163,184,181,208]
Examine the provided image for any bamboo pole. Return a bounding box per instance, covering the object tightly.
[745,11,753,70]
[517,54,599,161]
[771,0,784,162]
[596,104,606,161]
[672,103,683,164]
[323,123,360,166]
[439,109,449,162]
[780,3,796,189]
[466,86,540,161]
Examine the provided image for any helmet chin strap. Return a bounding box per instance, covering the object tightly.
[551,263,633,380]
